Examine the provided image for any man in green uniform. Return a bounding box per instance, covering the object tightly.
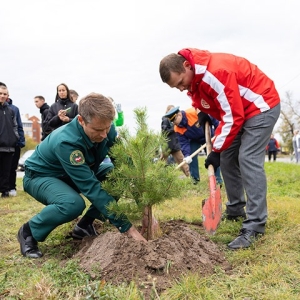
[17,93,146,259]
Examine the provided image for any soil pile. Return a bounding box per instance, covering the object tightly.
[74,220,231,297]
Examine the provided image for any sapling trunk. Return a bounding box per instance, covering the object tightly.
[147,205,153,241]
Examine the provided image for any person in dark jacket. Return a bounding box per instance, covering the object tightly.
[44,83,78,138]
[0,85,19,197]
[161,105,190,177]
[266,134,280,162]
[6,96,25,196]
[17,93,147,259]
[164,106,222,185]
[34,95,50,141]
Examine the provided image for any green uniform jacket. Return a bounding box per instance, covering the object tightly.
[25,116,132,232]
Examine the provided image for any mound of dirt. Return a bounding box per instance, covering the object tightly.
[74,220,231,297]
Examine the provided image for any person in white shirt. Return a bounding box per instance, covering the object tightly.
[292,129,300,163]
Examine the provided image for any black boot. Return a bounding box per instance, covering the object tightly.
[228,228,263,250]
[17,224,43,258]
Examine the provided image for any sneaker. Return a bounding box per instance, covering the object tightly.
[227,228,263,250]
[1,192,9,198]
[72,224,98,239]
[222,212,246,221]
[9,189,17,197]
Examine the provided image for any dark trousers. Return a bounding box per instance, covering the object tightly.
[268,151,277,161]
[190,140,222,183]
[0,152,14,193]
[23,163,114,242]
[8,146,21,190]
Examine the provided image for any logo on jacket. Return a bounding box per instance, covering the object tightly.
[70,150,85,165]
[201,99,210,109]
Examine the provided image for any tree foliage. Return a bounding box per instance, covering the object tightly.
[102,107,188,239]
[278,91,300,152]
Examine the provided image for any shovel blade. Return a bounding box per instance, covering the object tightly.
[202,174,222,235]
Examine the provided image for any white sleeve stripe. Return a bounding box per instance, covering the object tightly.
[195,64,207,74]
[239,85,270,112]
[203,71,233,150]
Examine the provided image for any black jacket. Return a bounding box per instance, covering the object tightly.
[161,116,181,153]
[0,102,19,152]
[44,98,78,137]
[40,102,50,141]
[7,98,25,148]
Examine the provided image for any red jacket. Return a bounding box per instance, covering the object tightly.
[178,48,280,152]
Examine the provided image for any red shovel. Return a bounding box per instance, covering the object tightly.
[202,122,222,235]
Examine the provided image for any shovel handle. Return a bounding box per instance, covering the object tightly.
[175,143,207,169]
[205,122,212,156]
[175,129,216,170]
[205,122,216,176]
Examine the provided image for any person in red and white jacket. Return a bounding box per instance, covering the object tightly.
[159,48,280,250]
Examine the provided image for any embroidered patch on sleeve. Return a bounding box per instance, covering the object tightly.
[70,150,85,165]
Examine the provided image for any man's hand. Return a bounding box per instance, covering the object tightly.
[125,226,147,242]
[197,112,212,129]
[205,151,220,172]
[183,156,193,164]
[116,103,122,113]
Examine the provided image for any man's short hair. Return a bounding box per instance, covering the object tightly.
[159,53,186,83]
[79,93,115,123]
[35,95,45,101]
[69,89,79,96]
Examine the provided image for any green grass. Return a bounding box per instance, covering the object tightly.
[1,156,300,299]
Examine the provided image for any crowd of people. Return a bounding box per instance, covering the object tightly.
[1,46,299,258]
[0,82,125,199]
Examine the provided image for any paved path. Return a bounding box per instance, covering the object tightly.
[265,156,295,163]
[17,171,24,178]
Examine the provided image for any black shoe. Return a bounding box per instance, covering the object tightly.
[192,178,200,185]
[227,228,263,250]
[222,212,246,221]
[72,224,98,239]
[17,225,43,258]
[1,192,9,198]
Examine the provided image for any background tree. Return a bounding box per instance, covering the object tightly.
[278,91,300,153]
[102,107,189,240]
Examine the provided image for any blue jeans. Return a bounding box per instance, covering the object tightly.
[189,140,223,184]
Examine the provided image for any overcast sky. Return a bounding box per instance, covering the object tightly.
[2,0,300,134]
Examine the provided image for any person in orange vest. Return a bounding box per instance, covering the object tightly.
[164,106,222,185]
[161,105,190,177]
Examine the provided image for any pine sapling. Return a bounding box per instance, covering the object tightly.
[102,107,187,240]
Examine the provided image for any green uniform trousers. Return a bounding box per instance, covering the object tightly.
[23,163,113,242]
